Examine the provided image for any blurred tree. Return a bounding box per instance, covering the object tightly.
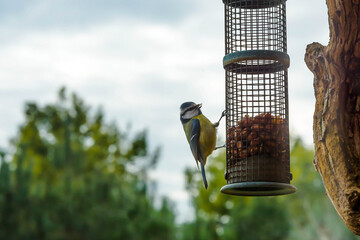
[182,150,290,240]
[286,137,360,240]
[181,137,360,240]
[223,197,290,240]
[0,87,175,240]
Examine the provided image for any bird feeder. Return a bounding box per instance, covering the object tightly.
[220,0,296,196]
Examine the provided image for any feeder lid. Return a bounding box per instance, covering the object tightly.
[223,0,286,9]
[220,182,296,196]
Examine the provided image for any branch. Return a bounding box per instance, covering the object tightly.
[305,0,360,235]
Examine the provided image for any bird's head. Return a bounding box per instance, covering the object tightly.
[180,102,202,124]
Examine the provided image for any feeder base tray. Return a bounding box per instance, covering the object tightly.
[220,182,296,196]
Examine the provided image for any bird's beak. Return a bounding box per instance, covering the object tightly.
[196,103,202,109]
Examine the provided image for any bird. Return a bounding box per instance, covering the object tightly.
[180,102,225,189]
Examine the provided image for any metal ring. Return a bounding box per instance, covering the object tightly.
[223,50,290,74]
[220,182,297,196]
[223,50,290,68]
[222,0,286,9]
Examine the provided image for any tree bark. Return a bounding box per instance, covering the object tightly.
[304,0,360,235]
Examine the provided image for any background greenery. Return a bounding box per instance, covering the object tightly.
[0,88,358,240]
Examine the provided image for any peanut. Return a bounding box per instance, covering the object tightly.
[227,113,289,161]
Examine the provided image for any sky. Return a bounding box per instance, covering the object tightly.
[0,0,329,222]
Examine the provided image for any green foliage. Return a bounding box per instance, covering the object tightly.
[181,137,360,240]
[2,87,360,239]
[223,198,290,240]
[0,88,175,240]
[286,137,359,240]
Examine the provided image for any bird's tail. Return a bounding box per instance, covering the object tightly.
[200,162,208,189]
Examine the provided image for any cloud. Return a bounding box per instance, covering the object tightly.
[0,0,196,29]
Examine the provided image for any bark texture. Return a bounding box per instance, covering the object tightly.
[304,0,360,235]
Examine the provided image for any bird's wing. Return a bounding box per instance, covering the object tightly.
[190,118,201,169]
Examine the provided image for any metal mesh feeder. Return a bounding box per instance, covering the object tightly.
[220,0,296,196]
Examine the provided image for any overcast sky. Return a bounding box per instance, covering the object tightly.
[0,0,329,222]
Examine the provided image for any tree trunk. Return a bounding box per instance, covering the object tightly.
[304,0,360,235]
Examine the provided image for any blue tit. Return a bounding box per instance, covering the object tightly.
[180,102,225,189]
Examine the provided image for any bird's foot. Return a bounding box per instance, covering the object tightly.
[214,144,226,150]
[213,110,227,128]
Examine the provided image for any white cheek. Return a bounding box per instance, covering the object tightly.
[183,110,195,119]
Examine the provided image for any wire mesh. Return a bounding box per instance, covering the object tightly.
[223,0,291,185]
[224,0,287,53]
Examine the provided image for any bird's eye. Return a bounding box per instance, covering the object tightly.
[181,106,196,119]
